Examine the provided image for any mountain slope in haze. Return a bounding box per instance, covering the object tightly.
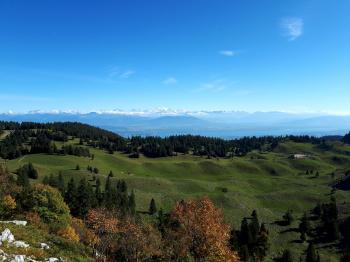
[1,111,349,137]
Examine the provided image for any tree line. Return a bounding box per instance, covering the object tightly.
[0,121,325,160]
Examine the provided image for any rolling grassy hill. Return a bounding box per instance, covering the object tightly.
[4,137,350,261]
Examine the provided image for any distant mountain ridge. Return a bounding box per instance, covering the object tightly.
[0,111,349,138]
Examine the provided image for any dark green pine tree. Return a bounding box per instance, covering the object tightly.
[239,245,250,262]
[313,202,322,219]
[119,180,127,193]
[256,223,269,261]
[329,220,340,241]
[300,231,306,243]
[104,175,113,207]
[157,208,168,236]
[48,173,58,188]
[26,162,38,179]
[42,175,49,185]
[17,168,30,188]
[250,210,260,242]
[240,217,253,246]
[149,198,157,215]
[75,179,92,217]
[128,190,136,215]
[57,172,65,194]
[95,178,103,206]
[118,189,129,216]
[114,179,128,215]
[88,181,98,208]
[229,229,239,251]
[65,178,77,215]
[279,249,293,262]
[306,243,320,262]
[299,212,311,235]
[283,210,294,225]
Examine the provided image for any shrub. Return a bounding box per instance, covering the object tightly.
[17,162,38,179]
[0,194,16,218]
[71,218,98,247]
[58,226,80,242]
[25,184,71,232]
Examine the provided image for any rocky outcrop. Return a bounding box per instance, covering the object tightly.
[0,221,27,227]
[0,228,15,243]
[0,229,62,262]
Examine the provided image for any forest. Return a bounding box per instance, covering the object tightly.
[1,121,350,261]
[0,121,323,159]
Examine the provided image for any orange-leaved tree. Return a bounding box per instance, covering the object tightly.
[170,196,240,261]
[117,219,162,261]
[86,208,119,257]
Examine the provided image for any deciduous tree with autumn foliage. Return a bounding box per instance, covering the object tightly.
[167,196,240,261]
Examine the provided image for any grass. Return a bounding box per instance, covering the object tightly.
[0,223,93,261]
[5,140,350,261]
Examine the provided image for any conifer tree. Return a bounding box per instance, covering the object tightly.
[313,203,322,218]
[75,179,92,217]
[128,190,136,215]
[250,210,260,242]
[240,245,250,262]
[65,178,77,214]
[299,212,311,235]
[300,231,306,242]
[57,172,65,194]
[256,223,269,260]
[240,218,253,246]
[149,198,157,215]
[104,175,112,206]
[42,175,49,185]
[95,177,103,206]
[17,168,30,187]
[283,210,294,225]
[26,162,38,179]
[279,249,293,262]
[306,243,320,262]
[48,173,58,188]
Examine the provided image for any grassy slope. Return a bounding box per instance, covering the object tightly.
[0,223,93,261]
[5,140,350,261]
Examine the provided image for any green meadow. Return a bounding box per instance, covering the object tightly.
[5,139,350,261]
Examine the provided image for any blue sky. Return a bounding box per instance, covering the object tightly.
[0,0,349,114]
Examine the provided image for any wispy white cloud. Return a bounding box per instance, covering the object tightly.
[108,67,135,78]
[119,70,135,78]
[162,77,177,85]
[281,17,303,41]
[219,50,239,56]
[195,79,234,93]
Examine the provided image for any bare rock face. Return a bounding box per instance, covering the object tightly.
[46,258,60,262]
[13,241,30,248]
[40,243,50,250]
[0,221,27,226]
[0,228,62,262]
[0,228,15,243]
[11,255,25,262]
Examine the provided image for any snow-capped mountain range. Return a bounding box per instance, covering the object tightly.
[1,109,349,138]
